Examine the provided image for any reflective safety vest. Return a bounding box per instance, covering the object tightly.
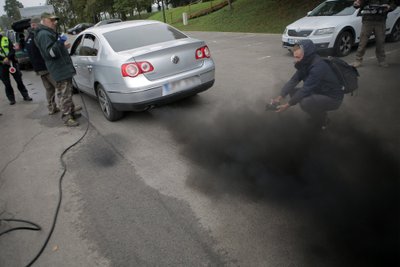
[0,36,10,59]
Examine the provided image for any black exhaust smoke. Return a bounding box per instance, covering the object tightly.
[158,105,399,266]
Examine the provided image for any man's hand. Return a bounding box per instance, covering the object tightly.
[64,42,71,49]
[3,57,10,65]
[58,34,67,43]
[271,95,283,104]
[276,103,290,113]
[354,0,361,7]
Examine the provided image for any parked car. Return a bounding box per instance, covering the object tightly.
[67,23,94,35]
[93,18,122,27]
[9,18,32,69]
[282,0,400,57]
[70,20,215,121]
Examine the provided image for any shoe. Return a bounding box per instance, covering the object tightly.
[23,96,33,101]
[49,107,60,115]
[351,61,362,68]
[9,100,16,105]
[379,61,389,68]
[64,118,79,127]
[73,105,82,112]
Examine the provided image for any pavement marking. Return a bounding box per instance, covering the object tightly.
[246,42,265,47]
[258,56,272,60]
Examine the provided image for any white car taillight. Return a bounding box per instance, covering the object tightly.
[121,62,154,77]
[195,45,211,59]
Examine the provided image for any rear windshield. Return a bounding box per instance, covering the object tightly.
[309,0,356,16]
[103,23,188,52]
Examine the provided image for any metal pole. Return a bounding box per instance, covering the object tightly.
[162,0,166,23]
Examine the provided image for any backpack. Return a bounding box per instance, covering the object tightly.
[323,57,360,95]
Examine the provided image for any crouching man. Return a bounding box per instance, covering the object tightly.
[271,39,344,130]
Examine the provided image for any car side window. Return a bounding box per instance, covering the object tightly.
[70,35,83,56]
[79,34,98,57]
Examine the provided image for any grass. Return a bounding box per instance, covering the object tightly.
[147,0,321,33]
[148,0,227,24]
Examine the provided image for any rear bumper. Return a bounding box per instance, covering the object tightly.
[113,80,214,111]
[16,56,30,65]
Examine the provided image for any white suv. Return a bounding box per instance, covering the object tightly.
[282,0,400,57]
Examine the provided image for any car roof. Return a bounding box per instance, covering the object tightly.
[94,18,122,26]
[82,20,162,35]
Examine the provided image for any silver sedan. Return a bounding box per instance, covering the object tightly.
[70,20,215,121]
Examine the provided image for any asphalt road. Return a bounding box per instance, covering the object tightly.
[0,32,399,266]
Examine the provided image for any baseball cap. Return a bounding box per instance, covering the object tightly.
[41,12,59,20]
[31,16,41,23]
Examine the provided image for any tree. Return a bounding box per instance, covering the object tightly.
[114,0,153,19]
[0,15,12,31]
[4,0,23,22]
[227,0,233,10]
[48,0,76,31]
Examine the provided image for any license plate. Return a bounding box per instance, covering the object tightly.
[162,77,201,96]
[288,38,295,45]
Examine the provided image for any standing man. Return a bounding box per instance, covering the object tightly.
[0,33,32,105]
[35,12,80,127]
[352,0,396,68]
[26,16,58,115]
[271,40,344,130]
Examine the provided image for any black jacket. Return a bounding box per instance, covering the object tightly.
[26,29,47,72]
[355,0,396,22]
[281,39,344,106]
[35,25,76,82]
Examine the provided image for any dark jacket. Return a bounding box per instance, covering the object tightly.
[34,24,76,82]
[281,39,344,106]
[355,0,396,22]
[26,29,47,72]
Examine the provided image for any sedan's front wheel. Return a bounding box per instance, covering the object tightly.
[97,84,123,121]
[334,31,354,57]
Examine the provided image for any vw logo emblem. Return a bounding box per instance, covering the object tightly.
[171,55,179,64]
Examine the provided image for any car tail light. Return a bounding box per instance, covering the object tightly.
[121,62,154,77]
[195,46,211,59]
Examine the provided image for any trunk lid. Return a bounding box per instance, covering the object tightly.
[122,39,207,81]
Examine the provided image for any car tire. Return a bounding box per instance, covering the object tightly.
[96,84,123,121]
[72,30,76,35]
[387,20,400,42]
[334,30,354,57]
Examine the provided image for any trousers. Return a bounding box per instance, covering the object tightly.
[0,64,29,102]
[39,72,58,112]
[289,87,343,126]
[355,20,386,63]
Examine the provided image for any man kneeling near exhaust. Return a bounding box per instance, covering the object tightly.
[270,39,344,130]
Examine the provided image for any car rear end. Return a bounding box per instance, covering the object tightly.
[10,19,31,68]
[99,21,215,111]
